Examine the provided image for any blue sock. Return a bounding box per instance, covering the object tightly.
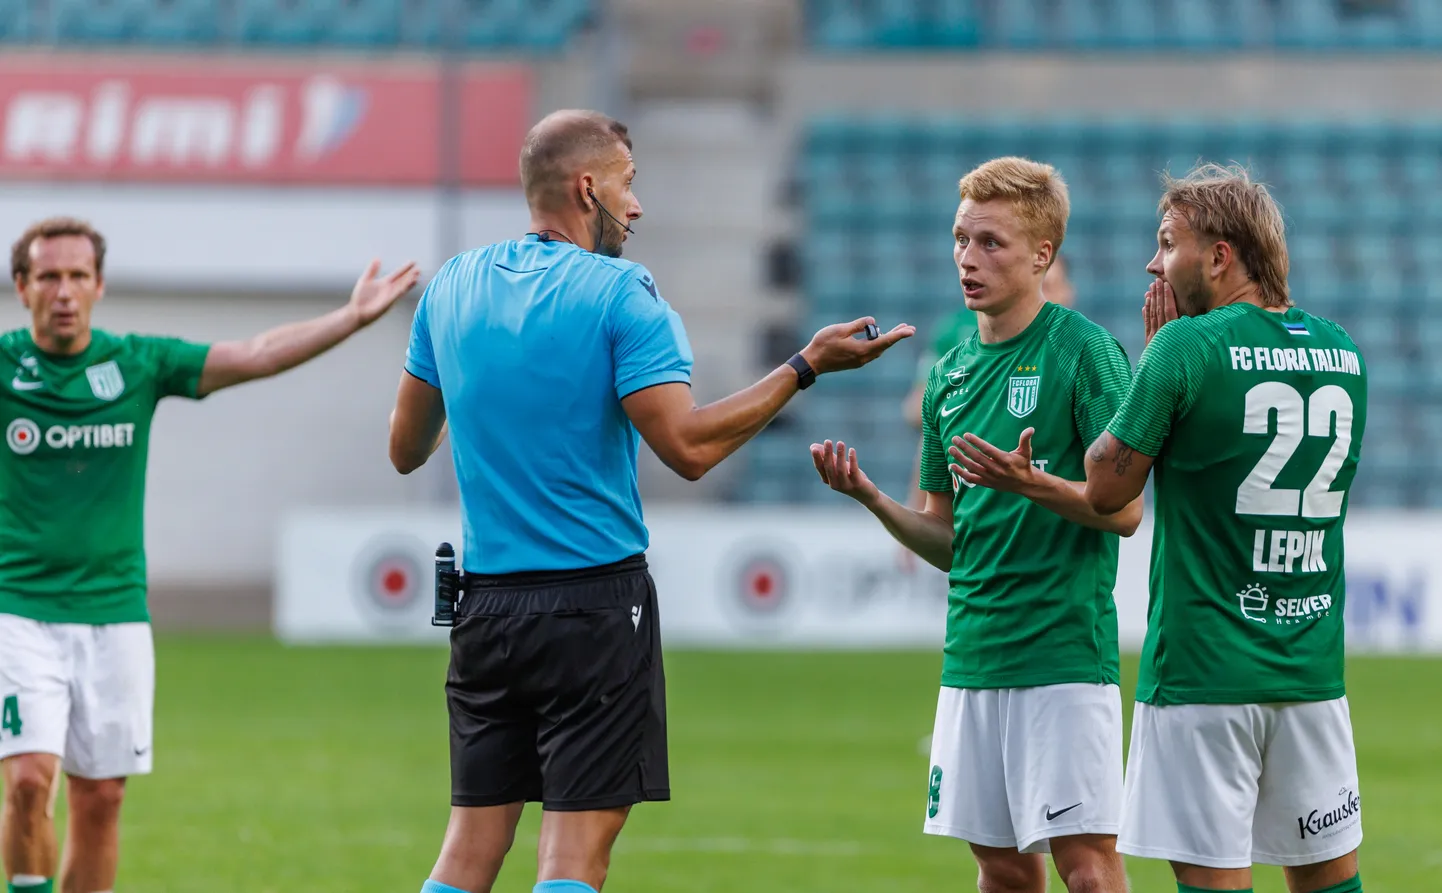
[534,882,598,893]
[421,881,469,893]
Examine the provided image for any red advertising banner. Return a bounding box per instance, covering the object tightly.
[0,55,530,186]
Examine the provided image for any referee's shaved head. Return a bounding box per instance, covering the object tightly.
[521,110,632,214]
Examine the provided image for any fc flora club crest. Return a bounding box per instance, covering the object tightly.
[85,361,125,401]
[1007,365,1039,418]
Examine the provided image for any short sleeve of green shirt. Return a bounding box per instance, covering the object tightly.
[144,336,211,399]
[1106,320,1205,457]
[1071,330,1132,446]
[918,368,951,493]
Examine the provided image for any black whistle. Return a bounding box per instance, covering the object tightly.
[433,542,459,627]
[864,323,880,340]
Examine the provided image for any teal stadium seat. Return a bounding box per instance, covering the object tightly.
[871,0,928,48]
[1105,0,1162,50]
[1168,0,1239,49]
[1273,0,1341,49]
[134,0,218,43]
[236,0,331,44]
[1415,0,1442,49]
[1053,0,1107,49]
[326,0,402,46]
[1340,1,1410,50]
[405,0,588,50]
[0,0,31,41]
[52,0,135,43]
[990,0,1046,48]
[928,0,980,48]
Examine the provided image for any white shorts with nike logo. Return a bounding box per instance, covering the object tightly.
[0,614,155,779]
[923,683,1123,852]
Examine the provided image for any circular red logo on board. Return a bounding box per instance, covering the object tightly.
[737,556,787,614]
[368,554,419,609]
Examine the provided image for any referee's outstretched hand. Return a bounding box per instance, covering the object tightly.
[800,317,915,375]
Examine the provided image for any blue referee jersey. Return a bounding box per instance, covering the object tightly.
[405,235,693,574]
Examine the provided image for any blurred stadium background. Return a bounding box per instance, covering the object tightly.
[1,1,1440,891]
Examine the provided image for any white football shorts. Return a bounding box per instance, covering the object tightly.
[923,683,1124,853]
[0,613,155,779]
[1119,698,1362,868]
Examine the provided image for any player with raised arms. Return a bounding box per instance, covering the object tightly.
[810,157,1140,893]
[0,217,420,893]
[1084,164,1367,893]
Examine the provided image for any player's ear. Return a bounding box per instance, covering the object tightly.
[578,173,596,211]
[1035,240,1054,274]
[13,274,29,308]
[1211,239,1233,277]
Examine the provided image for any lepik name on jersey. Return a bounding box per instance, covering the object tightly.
[1252,528,1327,574]
[1228,345,1362,375]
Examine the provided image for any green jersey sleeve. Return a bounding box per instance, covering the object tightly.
[1106,319,1206,456]
[918,368,951,493]
[1071,329,1133,447]
[145,336,211,399]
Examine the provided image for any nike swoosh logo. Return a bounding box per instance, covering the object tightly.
[1046,803,1082,821]
[938,402,968,418]
[11,377,42,391]
[134,746,151,757]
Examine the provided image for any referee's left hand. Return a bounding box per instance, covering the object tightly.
[800,317,915,375]
[349,259,422,326]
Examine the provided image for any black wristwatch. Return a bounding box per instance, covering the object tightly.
[786,353,816,390]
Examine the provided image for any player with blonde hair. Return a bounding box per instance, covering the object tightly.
[1086,163,1367,893]
[811,157,1140,893]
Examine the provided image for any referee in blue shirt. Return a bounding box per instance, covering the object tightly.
[389,110,912,893]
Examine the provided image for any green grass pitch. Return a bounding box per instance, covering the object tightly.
[10,639,1440,892]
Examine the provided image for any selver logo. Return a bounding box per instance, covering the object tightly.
[5,418,135,454]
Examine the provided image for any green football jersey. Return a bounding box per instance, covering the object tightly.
[1107,304,1367,706]
[920,302,1132,689]
[915,307,979,384]
[0,328,210,624]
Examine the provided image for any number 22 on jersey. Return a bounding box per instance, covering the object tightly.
[1237,382,1354,575]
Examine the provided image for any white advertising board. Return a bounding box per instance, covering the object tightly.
[275,507,1439,653]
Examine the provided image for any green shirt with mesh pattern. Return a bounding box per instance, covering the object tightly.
[1107,303,1367,706]
[920,301,1131,689]
[0,328,211,625]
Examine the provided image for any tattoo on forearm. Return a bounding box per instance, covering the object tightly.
[1113,444,1134,477]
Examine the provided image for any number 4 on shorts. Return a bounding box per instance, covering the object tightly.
[1,694,20,737]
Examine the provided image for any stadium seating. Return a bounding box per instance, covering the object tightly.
[739,116,1442,507]
[8,0,591,51]
[806,0,1442,51]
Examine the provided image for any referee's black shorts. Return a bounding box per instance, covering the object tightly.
[446,553,669,811]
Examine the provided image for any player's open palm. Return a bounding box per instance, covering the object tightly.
[350,259,422,326]
[950,429,1036,493]
[802,317,915,374]
[810,439,880,505]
